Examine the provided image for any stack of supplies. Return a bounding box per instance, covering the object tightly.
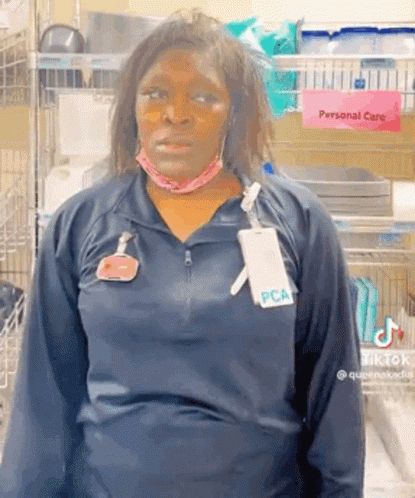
[350,277,379,344]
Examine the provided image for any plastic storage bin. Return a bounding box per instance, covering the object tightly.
[300,30,331,54]
[338,231,413,250]
[332,27,379,54]
[378,27,415,54]
[279,165,390,196]
[279,165,392,216]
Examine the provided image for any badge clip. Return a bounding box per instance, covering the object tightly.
[240,182,261,228]
[96,232,139,282]
[240,182,261,213]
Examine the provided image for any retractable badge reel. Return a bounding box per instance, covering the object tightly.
[230,182,294,308]
[96,232,139,282]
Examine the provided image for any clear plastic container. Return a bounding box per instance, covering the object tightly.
[300,30,331,54]
[378,27,415,54]
[332,27,379,54]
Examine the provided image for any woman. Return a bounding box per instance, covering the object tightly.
[0,9,365,497]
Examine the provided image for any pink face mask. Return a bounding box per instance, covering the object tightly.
[135,147,223,194]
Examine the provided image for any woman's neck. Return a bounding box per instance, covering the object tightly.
[146,168,244,203]
[145,168,245,242]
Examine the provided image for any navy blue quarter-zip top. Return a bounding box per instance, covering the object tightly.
[0,168,365,498]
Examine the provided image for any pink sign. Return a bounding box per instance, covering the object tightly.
[302,90,401,132]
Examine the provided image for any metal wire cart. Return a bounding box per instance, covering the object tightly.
[0,4,414,496]
[0,26,31,454]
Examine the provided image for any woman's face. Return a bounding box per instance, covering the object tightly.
[135,48,231,181]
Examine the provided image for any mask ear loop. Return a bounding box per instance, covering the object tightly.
[218,109,234,166]
[217,134,226,164]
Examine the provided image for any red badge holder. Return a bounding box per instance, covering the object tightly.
[96,232,139,282]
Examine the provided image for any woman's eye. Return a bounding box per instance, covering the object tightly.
[193,93,218,104]
[143,89,167,100]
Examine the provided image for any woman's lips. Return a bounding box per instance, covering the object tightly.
[155,143,193,153]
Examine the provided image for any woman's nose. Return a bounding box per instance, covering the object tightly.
[162,99,193,125]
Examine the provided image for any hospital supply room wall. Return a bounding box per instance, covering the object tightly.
[251,0,415,26]
[271,114,415,181]
[46,0,415,25]
[41,0,252,25]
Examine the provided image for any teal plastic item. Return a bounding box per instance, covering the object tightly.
[225,17,257,38]
[354,278,369,342]
[361,278,379,343]
[225,18,298,117]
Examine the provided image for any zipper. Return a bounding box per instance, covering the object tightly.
[184,249,192,319]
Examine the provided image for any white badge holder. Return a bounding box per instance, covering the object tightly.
[231,181,294,308]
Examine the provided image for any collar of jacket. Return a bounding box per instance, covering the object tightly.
[113,168,265,244]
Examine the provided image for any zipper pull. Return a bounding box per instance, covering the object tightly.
[185,249,192,266]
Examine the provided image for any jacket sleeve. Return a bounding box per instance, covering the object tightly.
[294,199,366,498]
[0,209,89,497]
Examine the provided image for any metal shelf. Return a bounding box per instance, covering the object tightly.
[35,52,125,71]
[0,292,24,390]
[0,29,28,105]
[344,247,415,397]
[0,155,28,259]
[274,53,415,63]
[32,52,415,112]
[271,54,415,114]
[0,292,25,451]
[32,52,415,67]
[333,216,415,234]
[34,52,415,75]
